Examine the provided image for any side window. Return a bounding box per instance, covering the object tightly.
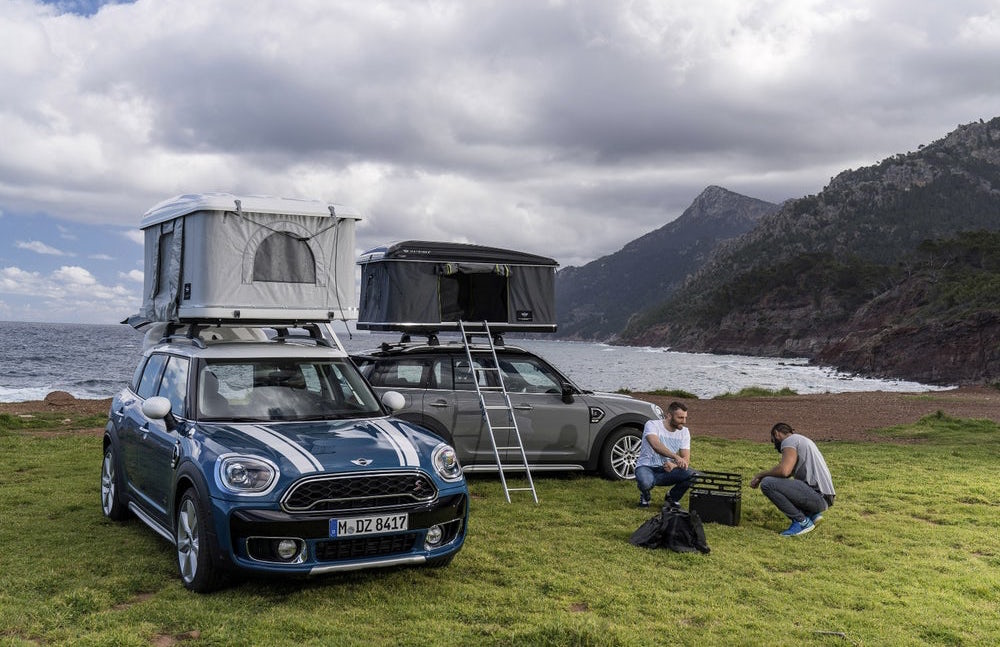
[130,356,149,392]
[136,355,167,399]
[453,356,491,390]
[499,356,561,393]
[158,356,190,417]
[369,359,428,389]
[431,357,452,390]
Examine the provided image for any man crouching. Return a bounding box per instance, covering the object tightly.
[634,402,698,509]
[750,423,836,536]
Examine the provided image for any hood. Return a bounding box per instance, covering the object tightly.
[200,417,441,477]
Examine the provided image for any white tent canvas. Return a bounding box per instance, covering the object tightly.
[137,193,361,324]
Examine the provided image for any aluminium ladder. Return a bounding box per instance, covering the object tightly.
[459,320,538,503]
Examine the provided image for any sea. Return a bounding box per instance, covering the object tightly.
[0,320,948,403]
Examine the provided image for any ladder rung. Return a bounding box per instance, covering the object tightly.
[495,446,523,451]
[506,488,535,492]
[484,404,511,410]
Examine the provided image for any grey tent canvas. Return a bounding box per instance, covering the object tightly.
[357,240,558,333]
[137,193,361,323]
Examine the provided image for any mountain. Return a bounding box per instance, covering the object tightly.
[555,186,778,340]
[619,117,1000,385]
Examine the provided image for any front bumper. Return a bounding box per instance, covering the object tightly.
[214,492,468,576]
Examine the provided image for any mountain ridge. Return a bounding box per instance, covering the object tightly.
[613,117,1000,385]
[555,185,778,340]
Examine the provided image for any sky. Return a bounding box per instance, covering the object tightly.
[2,0,999,324]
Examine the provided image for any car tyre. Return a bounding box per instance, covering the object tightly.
[600,427,641,481]
[176,489,227,593]
[100,443,130,521]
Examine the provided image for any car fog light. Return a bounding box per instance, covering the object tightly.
[425,524,443,547]
[276,539,300,560]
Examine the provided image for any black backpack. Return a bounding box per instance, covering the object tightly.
[629,504,711,554]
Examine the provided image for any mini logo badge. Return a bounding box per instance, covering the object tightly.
[351,458,373,466]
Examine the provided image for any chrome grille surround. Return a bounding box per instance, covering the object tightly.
[281,470,438,513]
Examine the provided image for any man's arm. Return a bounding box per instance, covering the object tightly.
[646,434,689,469]
[749,447,797,488]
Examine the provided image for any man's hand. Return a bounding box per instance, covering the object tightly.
[749,475,761,489]
[674,456,689,470]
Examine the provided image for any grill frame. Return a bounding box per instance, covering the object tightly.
[280,470,439,514]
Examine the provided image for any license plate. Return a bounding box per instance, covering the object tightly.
[330,513,408,538]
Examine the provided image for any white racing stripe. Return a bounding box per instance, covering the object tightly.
[373,420,421,467]
[241,425,323,474]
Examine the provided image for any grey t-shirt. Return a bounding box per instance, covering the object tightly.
[781,434,836,498]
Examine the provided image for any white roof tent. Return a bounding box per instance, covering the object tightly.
[133,193,361,325]
[356,240,559,334]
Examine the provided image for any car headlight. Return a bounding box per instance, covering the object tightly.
[432,444,463,482]
[217,455,278,494]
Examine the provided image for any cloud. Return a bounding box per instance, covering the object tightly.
[16,240,70,256]
[123,230,144,245]
[3,0,1000,321]
[120,269,143,283]
[1,263,137,300]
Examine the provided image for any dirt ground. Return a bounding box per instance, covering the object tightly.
[5,386,1000,443]
[635,386,1000,443]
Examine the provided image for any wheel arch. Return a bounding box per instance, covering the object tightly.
[585,413,648,472]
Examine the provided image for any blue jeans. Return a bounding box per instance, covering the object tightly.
[759,477,829,523]
[635,465,698,503]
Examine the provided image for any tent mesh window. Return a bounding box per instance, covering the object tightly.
[437,263,509,322]
[253,232,316,283]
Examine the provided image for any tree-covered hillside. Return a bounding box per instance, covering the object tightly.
[619,117,1000,384]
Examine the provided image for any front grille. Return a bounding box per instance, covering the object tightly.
[282,471,438,513]
[315,533,418,561]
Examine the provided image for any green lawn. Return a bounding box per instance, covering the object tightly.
[1,413,998,646]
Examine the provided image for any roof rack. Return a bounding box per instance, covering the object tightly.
[152,321,336,349]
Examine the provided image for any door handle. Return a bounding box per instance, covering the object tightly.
[429,400,450,408]
[514,404,532,411]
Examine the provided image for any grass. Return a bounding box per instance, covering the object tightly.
[714,386,799,398]
[1,414,999,646]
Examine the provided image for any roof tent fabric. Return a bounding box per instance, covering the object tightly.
[357,240,558,332]
[136,193,361,324]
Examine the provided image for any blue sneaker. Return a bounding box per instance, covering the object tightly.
[780,518,815,536]
[809,512,824,526]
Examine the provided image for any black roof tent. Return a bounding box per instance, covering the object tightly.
[357,240,559,334]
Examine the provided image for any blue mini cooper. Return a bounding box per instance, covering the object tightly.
[101,323,468,592]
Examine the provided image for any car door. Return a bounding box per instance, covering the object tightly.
[421,354,503,465]
[139,355,190,523]
[497,352,592,462]
[119,353,168,502]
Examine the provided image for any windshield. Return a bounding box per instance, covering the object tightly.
[197,357,383,421]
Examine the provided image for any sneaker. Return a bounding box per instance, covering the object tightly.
[664,498,681,511]
[637,497,650,508]
[809,512,824,526]
[780,518,815,537]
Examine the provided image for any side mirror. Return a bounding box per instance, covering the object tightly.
[381,391,406,412]
[561,382,575,405]
[142,396,178,431]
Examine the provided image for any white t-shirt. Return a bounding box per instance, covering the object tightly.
[636,419,690,468]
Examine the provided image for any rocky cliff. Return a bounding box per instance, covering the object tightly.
[618,118,1000,385]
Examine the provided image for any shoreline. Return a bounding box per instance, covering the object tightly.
[5,386,1000,443]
